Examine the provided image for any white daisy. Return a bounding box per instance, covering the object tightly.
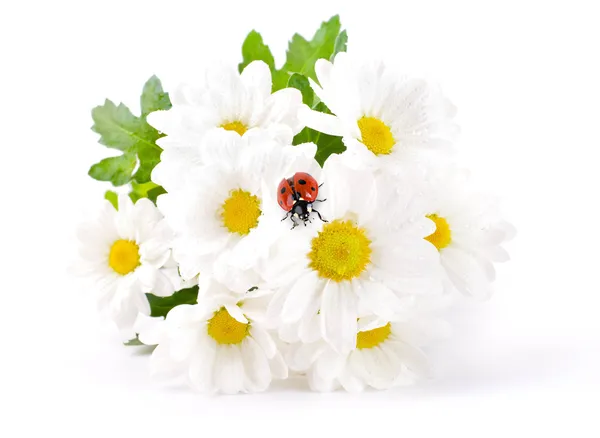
[299,53,457,171]
[263,155,443,354]
[159,131,320,293]
[148,61,305,191]
[287,314,449,392]
[76,195,180,339]
[422,169,515,299]
[135,277,287,394]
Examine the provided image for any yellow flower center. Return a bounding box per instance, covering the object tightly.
[207,307,249,345]
[308,220,372,282]
[220,121,248,136]
[425,214,452,251]
[108,239,140,275]
[357,116,395,155]
[356,323,392,349]
[220,189,262,235]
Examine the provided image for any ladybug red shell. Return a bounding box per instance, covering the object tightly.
[277,172,319,211]
[277,172,327,229]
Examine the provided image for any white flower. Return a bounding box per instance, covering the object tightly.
[159,131,320,292]
[135,278,287,394]
[422,169,515,299]
[76,195,180,339]
[148,61,305,191]
[263,155,443,354]
[299,53,457,171]
[287,314,449,392]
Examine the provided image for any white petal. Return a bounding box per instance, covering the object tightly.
[298,105,343,136]
[241,338,271,392]
[321,281,358,353]
[240,60,272,101]
[224,304,248,324]
[354,280,403,320]
[250,326,276,359]
[269,352,288,380]
[133,313,165,345]
[442,248,493,299]
[214,346,244,394]
[281,271,321,323]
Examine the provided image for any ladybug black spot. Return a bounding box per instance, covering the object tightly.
[311,187,316,191]
[298,179,307,185]
[280,187,286,194]
[279,200,283,205]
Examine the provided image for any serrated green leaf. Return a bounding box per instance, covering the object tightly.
[105,190,119,209]
[146,285,199,319]
[89,154,137,186]
[331,30,348,61]
[91,100,148,152]
[283,15,341,84]
[141,75,172,117]
[288,73,314,106]
[90,76,169,188]
[239,30,276,72]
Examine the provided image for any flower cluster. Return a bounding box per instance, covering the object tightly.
[76,16,513,394]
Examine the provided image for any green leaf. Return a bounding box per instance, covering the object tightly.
[124,336,144,346]
[239,16,346,93]
[91,100,147,152]
[133,143,161,184]
[90,76,170,187]
[288,73,314,106]
[104,190,119,209]
[294,127,346,166]
[128,181,166,204]
[331,30,348,61]
[146,285,199,319]
[88,154,137,186]
[239,30,276,72]
[147,186,167,204]
[293,102,345,165]
[283,15,341,85]
[141,75,172,117]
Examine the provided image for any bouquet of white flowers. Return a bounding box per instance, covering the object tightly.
[76,15,513,394]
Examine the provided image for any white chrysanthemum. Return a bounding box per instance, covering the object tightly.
[299,53,457,171]
[148,61,305,191]
[159,131,320,292]
[135,278,287,394]
[263,155,442,354]
[76,195,180,339]
[422,169,514,299]
[287,315,449,392]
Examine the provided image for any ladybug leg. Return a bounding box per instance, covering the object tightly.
[313,209,328,223]
[313,198,327,203]
[281,211,291,222]
[290,215,299,230]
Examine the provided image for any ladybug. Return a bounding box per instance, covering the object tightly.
[277,172,327,229]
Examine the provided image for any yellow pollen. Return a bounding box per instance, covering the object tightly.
[308,220,372,282]
[357,116,395,155]
[425,214,452,251]
[207,307,249,345]
[220,189,261,235]
[108,239,140,275]
[220,121,248,136]
[356,323,392,349]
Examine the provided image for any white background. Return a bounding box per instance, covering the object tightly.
[1,0,599,436]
